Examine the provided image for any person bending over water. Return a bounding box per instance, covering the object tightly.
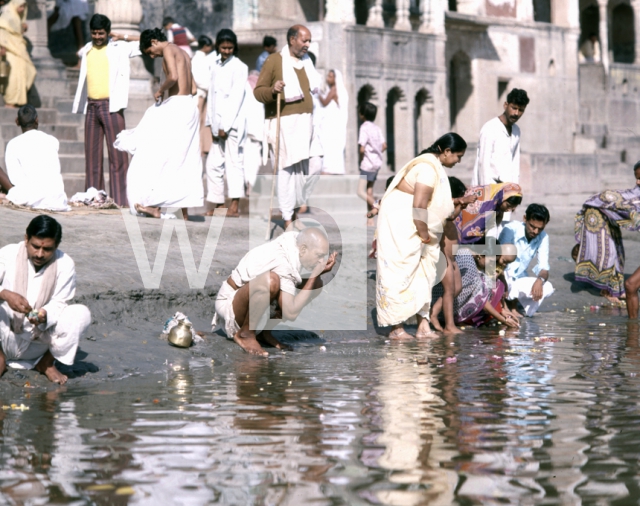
[213,227,337,356]
[574,161,640,305]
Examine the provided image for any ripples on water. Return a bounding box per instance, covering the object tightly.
[1,310,640,504]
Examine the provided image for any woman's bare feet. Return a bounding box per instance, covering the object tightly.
[443,325,463,335]
[135,203,161,218]
[600,290,624,306]
[389,326,413,340]
[257,330,293,351]
[35,351,68,385]
[233,330,269,357]
[430,317,444,332]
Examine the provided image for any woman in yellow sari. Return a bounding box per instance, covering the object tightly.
[376,133,467,339]
[0,0,36,107]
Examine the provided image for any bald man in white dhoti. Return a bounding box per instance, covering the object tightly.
[0,216,91,385]
[115,28,203,220]
[0,105,69,212]
[254,24,321,229]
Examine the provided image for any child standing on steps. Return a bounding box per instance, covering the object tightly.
[357,102,386,226]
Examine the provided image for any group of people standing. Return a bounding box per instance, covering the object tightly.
[374,88,557,338]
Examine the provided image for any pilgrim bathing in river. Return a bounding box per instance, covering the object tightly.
[375,133,467,340]
[115,28,204,220]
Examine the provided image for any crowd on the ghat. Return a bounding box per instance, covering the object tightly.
[1,13,640,382]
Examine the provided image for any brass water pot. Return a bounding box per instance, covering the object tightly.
[168,321,193,348]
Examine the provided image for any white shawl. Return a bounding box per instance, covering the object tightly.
[280,45,320,103]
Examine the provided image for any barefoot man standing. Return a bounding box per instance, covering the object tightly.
[0,216,91,384]
[213,228,337,356]
[114,28,204,220]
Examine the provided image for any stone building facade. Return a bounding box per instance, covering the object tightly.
[35,0,640,193]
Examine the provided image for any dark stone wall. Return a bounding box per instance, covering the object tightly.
[140,0,233,40]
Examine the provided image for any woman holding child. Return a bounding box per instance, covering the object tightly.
[375,133,468,340]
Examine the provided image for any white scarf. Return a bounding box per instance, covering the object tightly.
[280,45,320,103]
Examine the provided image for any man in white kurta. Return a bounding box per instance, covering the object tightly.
[254,25,321,229]
[471,88,530,186]
[205,45,248,217]
[0,216,91,384]
[0,105,69,211]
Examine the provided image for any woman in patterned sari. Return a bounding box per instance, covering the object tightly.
[455,182,523,244]
[432,245,519,328]
[574,162,640,303]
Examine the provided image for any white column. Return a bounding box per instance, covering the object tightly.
[394,0,412,30]
[95,0,143,35]
[419,0,445,34]
[325,0,356,23]
[367,0,385,27]
[598,0,610,69]
[26,0,53,61]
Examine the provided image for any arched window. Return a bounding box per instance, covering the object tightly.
[449,51,472,130]
[533,0,551,22]
[414,89,434,155]
[386,87,405,172]
[612,3,635,63]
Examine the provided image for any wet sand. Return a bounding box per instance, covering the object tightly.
[0,202,638,387]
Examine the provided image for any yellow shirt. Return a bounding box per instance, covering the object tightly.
[86,45,109,100]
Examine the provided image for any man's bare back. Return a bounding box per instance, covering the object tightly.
[161,43,196,97]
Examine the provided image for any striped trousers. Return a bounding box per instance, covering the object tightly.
[84,99,129,206]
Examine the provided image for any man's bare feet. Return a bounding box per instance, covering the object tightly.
[35,351,68,385]
[389,327,413,340]
[135,203,161,218]
[233,330,269,357]
[257,330,293,351]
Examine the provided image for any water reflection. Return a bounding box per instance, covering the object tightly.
[0,314,640,503]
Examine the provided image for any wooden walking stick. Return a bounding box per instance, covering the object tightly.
[265,92,282,240]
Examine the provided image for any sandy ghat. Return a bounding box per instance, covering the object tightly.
[0,204,636,387]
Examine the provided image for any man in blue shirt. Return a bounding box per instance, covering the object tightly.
[256,35,277,72]
[498,204,554,317]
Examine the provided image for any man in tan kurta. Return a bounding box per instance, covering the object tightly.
[254,24,320,229]
[0,0,36,107]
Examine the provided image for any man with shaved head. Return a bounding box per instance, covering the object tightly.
[254,24,321,229]
[213,228,337,356]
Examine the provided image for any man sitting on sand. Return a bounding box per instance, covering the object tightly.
[213,227,337,357]
[0,215,91,384]
[0,105,69,211]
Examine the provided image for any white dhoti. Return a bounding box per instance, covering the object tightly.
[205,129,245,205]
[0,303,90,369]
[506,277,555,317]
[212,281,240,340]
[243,137,262,189]
[116,95,204,215]
[267,113,314,221]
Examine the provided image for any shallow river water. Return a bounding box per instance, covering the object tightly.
[1,310,640,505]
